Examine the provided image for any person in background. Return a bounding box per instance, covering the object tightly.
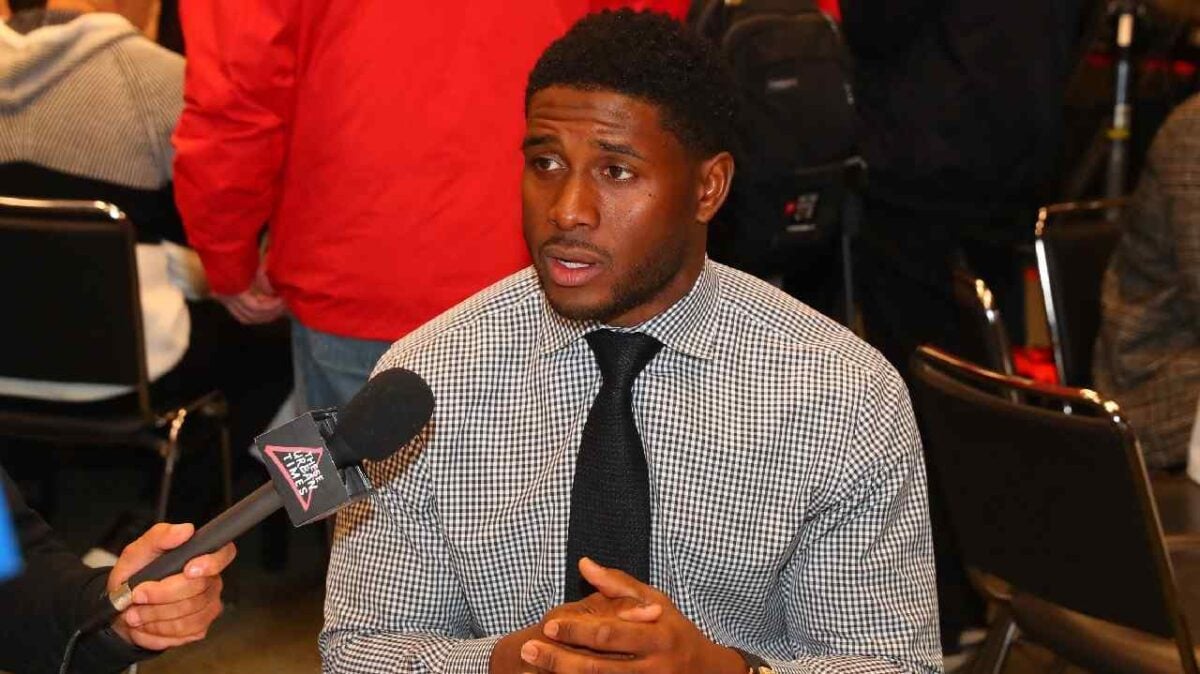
[173,0,688,417]
[322,10,939,673]
[840,0,1086,653]
[841,0,1085,371]
[0,465,233,673]
[1094,93,1200,471]
[0,0,292,527]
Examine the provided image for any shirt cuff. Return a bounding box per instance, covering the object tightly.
[443,634,503,673]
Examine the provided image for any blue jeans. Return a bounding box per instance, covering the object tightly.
[291,321,393,411]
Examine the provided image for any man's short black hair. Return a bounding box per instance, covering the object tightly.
[526,9,738,158]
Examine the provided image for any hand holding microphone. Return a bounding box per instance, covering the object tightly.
[68,367,434,652]
[105,523,236,651]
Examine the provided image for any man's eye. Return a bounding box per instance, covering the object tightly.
[603,165,635,181]
[531,156,564,171]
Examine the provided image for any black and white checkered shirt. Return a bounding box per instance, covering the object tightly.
[321,260,942,673]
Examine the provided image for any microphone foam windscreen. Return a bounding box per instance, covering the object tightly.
[331,368,434,465]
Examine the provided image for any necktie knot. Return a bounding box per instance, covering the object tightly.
[585,330,663,389]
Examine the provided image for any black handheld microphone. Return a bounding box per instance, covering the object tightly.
[77,367,434,635]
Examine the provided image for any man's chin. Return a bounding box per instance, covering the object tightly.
[545,293,614,323]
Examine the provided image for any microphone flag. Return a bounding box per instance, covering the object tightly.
[257,408,370,526]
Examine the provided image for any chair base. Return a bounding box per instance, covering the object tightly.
[0,392,233,522]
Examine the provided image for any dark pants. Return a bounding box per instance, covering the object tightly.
[853,201,1028,371]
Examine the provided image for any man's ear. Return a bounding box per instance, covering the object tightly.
[695,151,734,225]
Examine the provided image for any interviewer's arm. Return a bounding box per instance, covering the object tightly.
[0,468,147,674]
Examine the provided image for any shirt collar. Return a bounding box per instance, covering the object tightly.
[537,258,720,361]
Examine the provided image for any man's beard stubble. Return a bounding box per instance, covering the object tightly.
[540,233,690,325]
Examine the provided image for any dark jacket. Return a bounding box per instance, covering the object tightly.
[842,0,1084,217]
[0,467,147,674]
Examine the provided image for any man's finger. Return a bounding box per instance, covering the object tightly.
[240,300,285,324]
[183,542,237,579]
[615,603,662,623]
[109,523,195,589]
[127,632,202,652]
[543,614,657,655]
[127,600,221,650]
[578,558,652,604]
[124,578,222,628]
[243,293,283,312]
[521,639,637,674]
[576,593,660,623]
[252,265,276,296]
[219,298,255,324]
[131,574,209,606]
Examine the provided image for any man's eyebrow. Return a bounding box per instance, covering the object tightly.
[596,140,644,160]
[521,135,554,150]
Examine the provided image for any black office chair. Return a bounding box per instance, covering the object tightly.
[911,345,1200,674]
[951,266,1015,377]
[0,196,232,521]
[1034,198,1126,387]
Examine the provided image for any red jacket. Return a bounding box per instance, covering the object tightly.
[175,1,682,341]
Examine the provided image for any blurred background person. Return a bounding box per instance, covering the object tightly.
[842,0,1086,371]
[175,1,622,414]
[0,0,292,533]
[840,0,1087,655]
[1094,92,1200,471]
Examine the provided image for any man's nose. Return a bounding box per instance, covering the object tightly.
[548,171,598,230]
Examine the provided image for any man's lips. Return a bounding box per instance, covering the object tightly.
[541,243,606,288]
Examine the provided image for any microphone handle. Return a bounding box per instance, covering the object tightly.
[79,482,284,634]
[130,482,283,587]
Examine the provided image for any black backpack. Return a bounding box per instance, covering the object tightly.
[693,0,861,280]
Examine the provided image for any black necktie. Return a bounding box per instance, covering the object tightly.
[565,330,663,601]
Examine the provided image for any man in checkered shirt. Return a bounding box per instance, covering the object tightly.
[322,9,941,674]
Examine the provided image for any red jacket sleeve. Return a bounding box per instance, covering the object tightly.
[172,0,300,295]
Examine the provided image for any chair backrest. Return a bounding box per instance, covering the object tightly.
[910,345,1195,662]
[1034,198,1125,387]
[951,265,1015,376]
[0,197,150,408]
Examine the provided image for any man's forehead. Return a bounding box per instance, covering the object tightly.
[525,86,661,131]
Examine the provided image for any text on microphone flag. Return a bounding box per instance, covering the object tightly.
[264,445,327,511]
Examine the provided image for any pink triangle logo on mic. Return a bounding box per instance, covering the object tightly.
[264,445,327,512]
